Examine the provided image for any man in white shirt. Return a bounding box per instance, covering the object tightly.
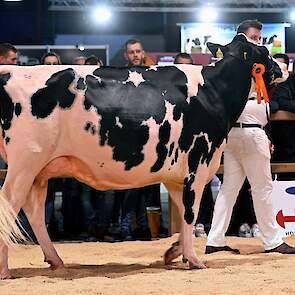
[205,20,295,254]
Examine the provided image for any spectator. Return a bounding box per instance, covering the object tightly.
[0,43,17,65]
[206,19,295,255]
[85,55,103,66]
[41,52,61,65]
[124,38,146,67]
[73,56,86,65]
[174,52,194,65]
[270,53,295,180]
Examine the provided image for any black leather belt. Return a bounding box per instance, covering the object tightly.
[233,122,263,129]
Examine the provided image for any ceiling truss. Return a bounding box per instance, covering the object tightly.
[48,0,295,12]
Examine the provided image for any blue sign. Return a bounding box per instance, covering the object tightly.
[286,187,295,195]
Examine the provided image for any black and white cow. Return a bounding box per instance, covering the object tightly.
[0,34,287,278]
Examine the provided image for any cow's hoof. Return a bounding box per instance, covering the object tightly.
[0,270,13,280]
[182,257,207,270]
[44,258,64,270]
[164,241,181,265]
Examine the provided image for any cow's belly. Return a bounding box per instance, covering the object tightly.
[34,112,185,190]
[36,150,184,191]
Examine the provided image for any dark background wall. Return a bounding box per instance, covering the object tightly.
[1,0,295,62]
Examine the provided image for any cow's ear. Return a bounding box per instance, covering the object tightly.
[232,33,248,43]
[207,43,228,58]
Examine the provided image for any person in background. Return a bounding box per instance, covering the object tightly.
[174,52,194,64]
[41,52,61,65]
[270,53,295,181]
[73,56,86,65]
[0,43,17,65]
[206,19,295,255]
[124,38,146,67]
[85,55,103,66]
[174,52,214,237]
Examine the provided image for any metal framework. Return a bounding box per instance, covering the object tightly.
[48,0,295,12]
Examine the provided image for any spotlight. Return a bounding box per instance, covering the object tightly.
[92,6,111,23]
[200,7,218,23]
[76,44,85,51]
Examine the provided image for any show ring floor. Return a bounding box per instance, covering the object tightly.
[1,235,295,295]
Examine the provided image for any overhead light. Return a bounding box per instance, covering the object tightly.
[92,6,111,23]
[76,44,85,51]
[200,7,218,23]
[290,10,295,21]
[3,0,24,2]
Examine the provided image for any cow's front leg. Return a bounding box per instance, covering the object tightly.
[181,174,207,269]
[163,183,183,265]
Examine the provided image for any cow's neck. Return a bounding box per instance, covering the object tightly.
[200,56,253,132]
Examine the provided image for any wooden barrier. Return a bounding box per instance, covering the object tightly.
[169,110,295,234]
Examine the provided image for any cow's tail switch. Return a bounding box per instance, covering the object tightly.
[252,63,269,104]
[0,191,27,246]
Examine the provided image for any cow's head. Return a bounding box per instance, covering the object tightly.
[207,33,288,85]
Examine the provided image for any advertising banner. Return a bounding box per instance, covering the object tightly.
[181,22,290,55]
[271,181,295,237]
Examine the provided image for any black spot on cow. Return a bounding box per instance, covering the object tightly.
[151,120,171,172]
[168,142,174,157]
[84,121,97,135]
[76,77,86,90]
[174,148,179,163]
[188,135,209,174]
[0,73,11,86]
[83,66,190,170]
[84,121,92,132]
[91,126,96,135]
[14,103,22,117]
[5,137,10,145]
[31,68,76,119]
[0,73,14,136]
[183,175,195,224]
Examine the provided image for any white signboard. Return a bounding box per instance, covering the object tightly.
[271,181,295,237]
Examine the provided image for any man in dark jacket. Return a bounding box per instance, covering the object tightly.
[271,53,295,180]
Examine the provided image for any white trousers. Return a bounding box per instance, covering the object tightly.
[207,127,283,250]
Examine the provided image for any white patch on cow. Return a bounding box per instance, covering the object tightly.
[123,71,145,87]
[115,116,123,128]
[146,65,158,72]
[174,64,204,103]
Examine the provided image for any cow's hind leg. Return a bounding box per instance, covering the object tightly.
[181,173,207,269]
[164,177,207,269]
[163,183,182,265]
[23,181,64,270]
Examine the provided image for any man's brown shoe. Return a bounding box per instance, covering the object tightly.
[265,242,295,254]
[205,245,240,254]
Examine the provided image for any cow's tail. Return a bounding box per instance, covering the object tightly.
[0,190,26,246]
